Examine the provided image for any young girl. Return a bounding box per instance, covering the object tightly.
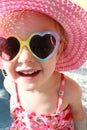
[0,0,87,130]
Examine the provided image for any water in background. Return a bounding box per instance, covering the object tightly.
[0,71,12,130]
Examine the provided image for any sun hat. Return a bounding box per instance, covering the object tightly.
[0,0,87,71]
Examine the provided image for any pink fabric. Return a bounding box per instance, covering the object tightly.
[9,74,74,130]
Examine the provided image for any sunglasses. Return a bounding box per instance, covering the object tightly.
[0,31,60,61]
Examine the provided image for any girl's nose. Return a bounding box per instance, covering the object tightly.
[17,46,35,63]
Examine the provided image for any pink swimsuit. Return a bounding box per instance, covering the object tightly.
[9,74,74,130]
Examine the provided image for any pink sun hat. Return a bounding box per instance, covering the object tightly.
[0,0,87,71]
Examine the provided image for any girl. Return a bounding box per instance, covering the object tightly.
[0,0,87,130]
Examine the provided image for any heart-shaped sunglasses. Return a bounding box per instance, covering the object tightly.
[0,31,60,61]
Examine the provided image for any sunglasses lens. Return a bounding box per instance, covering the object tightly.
[0,37,20,61]
[30,34,56,59]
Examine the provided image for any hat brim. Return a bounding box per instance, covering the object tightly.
[0,0,87,71]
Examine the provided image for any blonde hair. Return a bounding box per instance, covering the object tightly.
[54,22,67,55]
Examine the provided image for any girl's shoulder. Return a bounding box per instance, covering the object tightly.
[64,74,82,104]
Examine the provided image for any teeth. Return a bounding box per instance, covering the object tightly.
[22,70,38,75]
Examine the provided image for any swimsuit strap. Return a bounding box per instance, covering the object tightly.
[13,82,20,104]
[56,73,65,113]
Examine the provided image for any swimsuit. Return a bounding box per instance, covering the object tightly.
[9,74,74,130]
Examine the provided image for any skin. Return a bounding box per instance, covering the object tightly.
[2,10,86,129]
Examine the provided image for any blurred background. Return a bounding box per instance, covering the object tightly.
[0,71,12,130]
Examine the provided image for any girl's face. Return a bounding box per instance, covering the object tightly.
[2,11,60,91]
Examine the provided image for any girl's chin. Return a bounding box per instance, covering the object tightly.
[17,81,38,91]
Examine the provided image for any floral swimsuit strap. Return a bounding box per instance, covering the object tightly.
[56,73,65,113]
[13,82,21,105]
